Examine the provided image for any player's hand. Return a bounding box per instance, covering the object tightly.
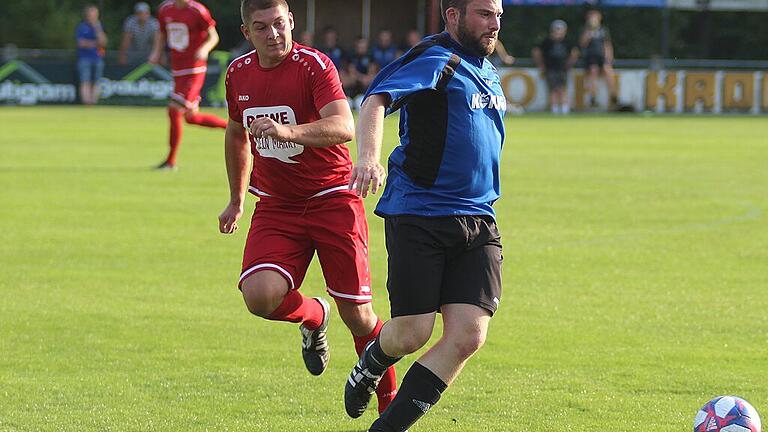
[148,52,160,65]
[349,158,386,198]
[249,117,292,142]
[218,203,243,234]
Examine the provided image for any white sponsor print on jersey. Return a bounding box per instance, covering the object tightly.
[243,106,304,164]
[471,93,505,110]
[166,22,190,51]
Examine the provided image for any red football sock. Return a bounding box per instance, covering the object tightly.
[267,290,325,330]
[354,318,398,413]
[184,111,227,128]
[167,107,183,165]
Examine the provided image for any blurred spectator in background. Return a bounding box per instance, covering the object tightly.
[119,2,160,65]
[533,19,579,114]
[346,36,378,102]
[75,4,107,105]
[299,30,314,47]
[318,27,345,69]
[580,9,618,108]
[491,39,515,66]
[403,29,423,51]
[371,29,398,68]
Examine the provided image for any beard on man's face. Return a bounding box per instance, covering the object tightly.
[456,15,496,57]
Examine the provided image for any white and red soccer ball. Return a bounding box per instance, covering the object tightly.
[694,396,762,432]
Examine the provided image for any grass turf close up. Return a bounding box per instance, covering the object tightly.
[0,107,766,431]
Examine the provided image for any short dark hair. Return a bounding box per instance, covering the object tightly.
[441,0,470,20]
[240,0,289,23]
[82,4,98,15]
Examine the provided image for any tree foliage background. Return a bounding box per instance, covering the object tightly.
[1,0,766,60]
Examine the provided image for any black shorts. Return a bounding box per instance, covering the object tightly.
[384,215,503,317]
[584,54,605,69]
[545,70,568,90]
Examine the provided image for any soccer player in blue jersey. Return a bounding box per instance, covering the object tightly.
[343,0,506,431]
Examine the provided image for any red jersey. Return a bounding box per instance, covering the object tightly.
[157,0,216,75]
[225,43,352,201]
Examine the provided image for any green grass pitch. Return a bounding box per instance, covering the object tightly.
[0,107,766,431]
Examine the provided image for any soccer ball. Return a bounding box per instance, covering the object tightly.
[694,396,762,432]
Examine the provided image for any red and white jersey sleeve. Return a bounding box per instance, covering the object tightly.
[157,0,216,75]
[225,43,351,201]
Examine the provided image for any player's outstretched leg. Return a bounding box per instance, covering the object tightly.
[345,338,401,418]
[156,106,184,170]
[300,297,331,376]
[184,110,228,129]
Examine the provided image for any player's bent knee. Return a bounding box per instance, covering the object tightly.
[390,321,433,354]
[336,302,377,336]
[399,332,431,355]
[240,273,290,318]
[451,331,486,361]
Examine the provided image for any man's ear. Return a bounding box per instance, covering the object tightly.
[444,7,460,27]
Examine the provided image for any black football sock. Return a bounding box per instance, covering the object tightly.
[368,362,447,432]
[365,337,401,375]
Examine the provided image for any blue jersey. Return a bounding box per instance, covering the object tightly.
[75,21,103,60]
[365,32,506,218]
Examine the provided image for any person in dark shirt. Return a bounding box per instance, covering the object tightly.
[402,29,423,52]
[346,37,379,99]
[318,26,345,69]
[579,9,618,108]
[532,19,579,114]
[372,30,399,68]
[318,26,352,94]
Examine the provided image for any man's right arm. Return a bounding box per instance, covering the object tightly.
[148,31,165,64]
[219,119,251,234]
[349,93,389,198]
[531,46,544,72]
[579,30,591,49]
[119,31,133,64]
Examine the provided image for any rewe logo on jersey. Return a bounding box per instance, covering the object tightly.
[471,93,505,110]
[243,105,304,164]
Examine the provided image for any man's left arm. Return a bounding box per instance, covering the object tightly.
[249,100,355,148]
[118,31,133,64]
[196,26,220,61]
[95,22,107,49]
[604,40,614,64]
[604,29,614,64]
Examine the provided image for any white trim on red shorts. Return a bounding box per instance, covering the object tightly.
[248,185,348,199]
[248,186,272,197]
[172,66,208,77]
[240,263,295,290]
[310,185,348,198]
[326,286,372,302]
[170,92,199,110]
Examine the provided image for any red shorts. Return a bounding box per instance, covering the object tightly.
[239,191,373,304]
[170,72,206,110]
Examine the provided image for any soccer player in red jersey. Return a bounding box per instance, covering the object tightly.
[148,0,228,170]
[217,0,398,415]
